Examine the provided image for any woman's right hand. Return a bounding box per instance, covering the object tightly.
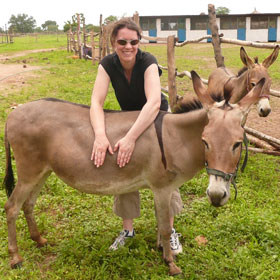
[91,135,114,167]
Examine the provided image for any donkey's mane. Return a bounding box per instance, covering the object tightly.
[41,97,90,109]
[40,98,121,113]
[237,67,248,77]
[173,93,224,114]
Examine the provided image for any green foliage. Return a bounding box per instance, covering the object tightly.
[41,20,58,32]
[63,13,99,33]
[8,13,37,33]
[104,15,118,25]
[86,24,100,33]
[0,42,280,279]
[34,27,43,33]
[216,7,230,15]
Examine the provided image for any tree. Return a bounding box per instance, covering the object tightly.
[8,14,36,33]
[86,24,100,33]
[63,20,77,32]
[41,20,58,31]
[0,27,4,33]
[34,27,43,33]
[104,15,118,25]
[216,7,230,15]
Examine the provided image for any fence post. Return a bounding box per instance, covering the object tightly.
[67,31,70,52]
[167,35,177,111]
[83,17,86,46]
[133,12,140,26]
[99,14,103,61]
[208,4,224,67]
[77,13,82,59]
[69,26,73,52]
[101,25,107,59]
[91,30,95,65]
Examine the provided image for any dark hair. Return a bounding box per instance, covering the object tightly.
[110,18,142,45]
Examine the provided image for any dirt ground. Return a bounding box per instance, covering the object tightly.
[0,49,279,139]
[0,49,56,91]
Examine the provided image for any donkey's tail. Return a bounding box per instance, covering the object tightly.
[3,122,15,197]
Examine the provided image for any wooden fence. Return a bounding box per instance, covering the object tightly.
[134,8,280,156]
[66,10,280,155]
[67,14,101,64]
[0,32,14,44]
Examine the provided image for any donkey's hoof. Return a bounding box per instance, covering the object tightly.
[11,262,22,269]
[168,262,182,276]
[11,257,23,269]
[36,237,48,248]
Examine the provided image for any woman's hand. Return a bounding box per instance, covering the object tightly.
[114,136,136,168]
[91,135,113,167]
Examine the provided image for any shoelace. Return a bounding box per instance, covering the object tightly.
[170,232,182,248]
[112,231,127,246]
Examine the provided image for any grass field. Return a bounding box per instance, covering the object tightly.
[0,35,280,279]
[0,34,67,54]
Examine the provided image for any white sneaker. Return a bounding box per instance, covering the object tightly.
[170,228,182,255]
[109,229,135,251]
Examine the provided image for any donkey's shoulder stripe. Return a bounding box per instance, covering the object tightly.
[154,111,168,169]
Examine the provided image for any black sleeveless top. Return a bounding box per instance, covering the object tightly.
[100,49,167,111]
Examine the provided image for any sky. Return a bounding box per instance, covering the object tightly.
[1,0,280,30]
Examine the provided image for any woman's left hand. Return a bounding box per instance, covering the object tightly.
[114,136,136,168]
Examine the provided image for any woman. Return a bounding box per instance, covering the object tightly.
[90,18,183,255]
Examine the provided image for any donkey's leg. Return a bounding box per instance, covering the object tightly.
[5,181,36,268]
[153,190,182,276]
[154,206,161,249]
[22,172,51,248]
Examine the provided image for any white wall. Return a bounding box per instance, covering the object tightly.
[247,29,268,42]
[187,30,208,41]
[141,30,149,43]
[246,16,268,42]
[140,15,280,44]
[220,30,237,39]
[157,30,177,38]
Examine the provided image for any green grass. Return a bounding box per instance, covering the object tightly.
[0,43,280,279]
[0,34,67,55]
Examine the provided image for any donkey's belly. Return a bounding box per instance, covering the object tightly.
[69,177,148,195]
[49,146,150,196]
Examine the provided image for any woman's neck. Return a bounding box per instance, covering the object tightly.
[120,58,136,71]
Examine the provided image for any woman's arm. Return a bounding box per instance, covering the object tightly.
[114,63,161,167]
[90,64,113,167]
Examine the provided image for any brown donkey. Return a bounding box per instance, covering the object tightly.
[208,46,279,117]
[4,71,265,275]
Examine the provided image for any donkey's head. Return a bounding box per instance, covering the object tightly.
[191,71,265,207]
[230,46,279,117]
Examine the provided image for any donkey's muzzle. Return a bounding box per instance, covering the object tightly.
[259,107,271,117]
[207,189,227,207]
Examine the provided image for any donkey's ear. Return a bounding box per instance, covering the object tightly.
[238,78,265,112]
[191,71,214,107]
[223,86,232,103]
[240,47,255,69]
[262,45,279,68]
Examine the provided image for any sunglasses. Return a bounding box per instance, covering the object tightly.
[117,39,139,46]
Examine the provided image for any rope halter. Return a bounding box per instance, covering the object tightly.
[205,132,248,200]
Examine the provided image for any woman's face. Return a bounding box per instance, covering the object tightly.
[114,27,139,65]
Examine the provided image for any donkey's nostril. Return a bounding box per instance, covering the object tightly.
[260,108,271,117]
[222,191,227,199]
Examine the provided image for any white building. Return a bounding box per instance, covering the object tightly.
[140,13,280,43]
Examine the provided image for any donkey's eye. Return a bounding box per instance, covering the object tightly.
[250,82,256,87]
[202,139,209,149]
[233,142,242,151]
